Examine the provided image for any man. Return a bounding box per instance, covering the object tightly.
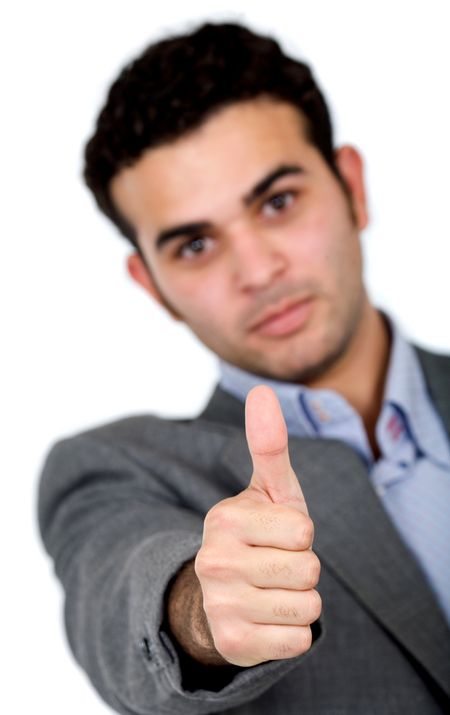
[38,21,450,714]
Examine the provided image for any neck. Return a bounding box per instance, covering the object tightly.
[307,301,391,457]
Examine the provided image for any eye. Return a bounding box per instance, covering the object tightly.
[177,235,215,259]
[261,190,296,218]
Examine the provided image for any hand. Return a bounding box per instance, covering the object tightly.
[195,385,321,667]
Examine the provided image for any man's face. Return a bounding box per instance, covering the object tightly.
[111,98,369,382]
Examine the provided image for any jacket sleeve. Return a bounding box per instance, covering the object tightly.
[38,420,321,715]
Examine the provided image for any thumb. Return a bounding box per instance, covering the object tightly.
[245,385,308,514]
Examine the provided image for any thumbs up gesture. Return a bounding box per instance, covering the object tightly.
[194,385,322,667]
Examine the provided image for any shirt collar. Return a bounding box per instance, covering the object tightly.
[219,316,450,468]
[381,319,450,468]
[219,354,372,461]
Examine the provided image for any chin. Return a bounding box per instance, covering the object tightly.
[255,359,329,384]
[246,328,353,384]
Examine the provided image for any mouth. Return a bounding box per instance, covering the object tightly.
[249,296,314,338]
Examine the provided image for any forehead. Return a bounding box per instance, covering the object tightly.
[110,98,319,232]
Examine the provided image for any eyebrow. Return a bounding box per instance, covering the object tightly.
[155,221,213,250]
[243,164,304,206]
[155,163,305,250]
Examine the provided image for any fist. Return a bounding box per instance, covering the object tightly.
[195,385,321,667]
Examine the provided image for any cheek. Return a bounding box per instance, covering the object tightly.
[158,268,231,325]
[285,209,337,269]
[301,201,359,263]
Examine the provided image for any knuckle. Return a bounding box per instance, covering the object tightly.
[269,640,298,659]
[259,559,292,577]
[270,626,312,659]
[203,593,235,621]
[213,624,245,660]
[297,626,313,654]
[308,589,323,622]
[291,531,307,551]
[304,551,321,587]
[273,603,299,620]
[194,548,209,578]
[204,500,236,532]
[195,547,228,580]
[300,516,315,546]
[252,506,281,532]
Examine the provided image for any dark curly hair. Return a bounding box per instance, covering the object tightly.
[84,22,339,252]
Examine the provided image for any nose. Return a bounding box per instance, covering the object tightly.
[229,226,288,292]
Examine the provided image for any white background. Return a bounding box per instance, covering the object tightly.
[2,1,449,712]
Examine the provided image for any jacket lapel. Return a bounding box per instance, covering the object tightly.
[416,347,450,432]
[217,431,450,695]
[200,347,450,695]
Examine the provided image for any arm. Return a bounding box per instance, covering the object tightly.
[38,413,319,715]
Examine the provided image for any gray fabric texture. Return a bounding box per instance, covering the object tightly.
[38,346,450,714]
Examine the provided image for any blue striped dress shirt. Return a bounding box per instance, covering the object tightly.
[219,321,450,624]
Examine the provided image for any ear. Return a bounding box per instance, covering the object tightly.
[126,252,182,321]
[334,145,369,230]
[126,252,161,300]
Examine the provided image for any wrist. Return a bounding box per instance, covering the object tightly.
[167,559,228,666]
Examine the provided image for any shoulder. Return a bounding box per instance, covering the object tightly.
[414,343,450,384]
[42,410,238,475]
[43,384,246,468]
[414,343,450,365]
[413,344,450,433]
[77,410,235,446]
[38,411,241,536]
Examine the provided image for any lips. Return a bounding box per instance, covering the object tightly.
[249,297,314,338]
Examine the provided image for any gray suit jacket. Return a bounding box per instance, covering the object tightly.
[38,347,450,714]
